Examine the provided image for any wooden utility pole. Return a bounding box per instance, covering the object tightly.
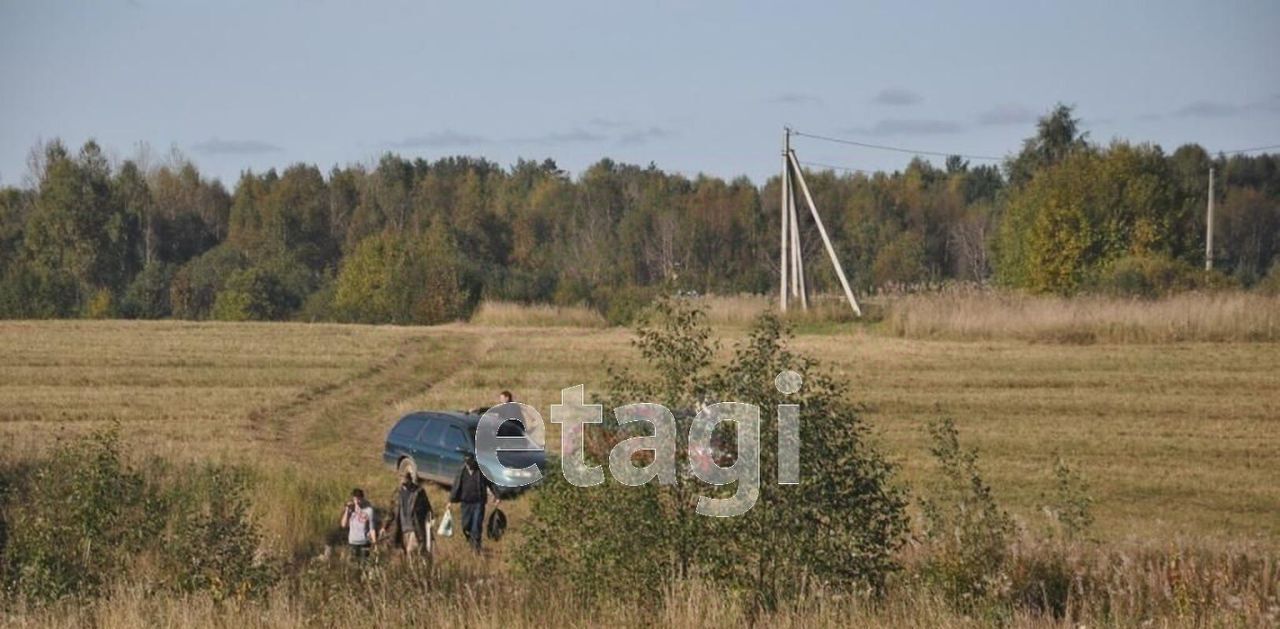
[1206,167,1215,271]
[789,156,808,308]
[786,149,862,316]
[780,129,791,311]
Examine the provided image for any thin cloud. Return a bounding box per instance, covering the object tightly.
[1172,97,1280,119]
[390,130,489,148]
[617,126,673,146]
[976,104,1038,126]
[588,117,627,129]
[1173,101,1241,118]
[513,128,607,144]
[769,92,823,105]
[191,138,283,155]
[871,87,922,106]
[852,118,964,136]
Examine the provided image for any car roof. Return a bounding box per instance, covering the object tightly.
[396,410,524,430]
[397,410,480,428]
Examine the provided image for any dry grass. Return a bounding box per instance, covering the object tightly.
[676,293,859,328]
[881,290,1280,343]
[2,311,1279,626]
[5,544,1275,628]
[1,317,1277,549]
[469,301,607,328]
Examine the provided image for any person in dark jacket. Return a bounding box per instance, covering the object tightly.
[449,453,500,553]
[384,472,433,557]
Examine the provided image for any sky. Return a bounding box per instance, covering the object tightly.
[1,0,1278,187]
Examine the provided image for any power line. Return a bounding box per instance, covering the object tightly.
[790,129,1004,161]
[1221,143,1280,155]
[795,160,875,175]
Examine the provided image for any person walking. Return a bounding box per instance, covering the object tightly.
[384,471,433,558]
[449,453,500,554]
[340,488,377,560]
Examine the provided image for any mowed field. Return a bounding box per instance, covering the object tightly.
[1,314,1277,550]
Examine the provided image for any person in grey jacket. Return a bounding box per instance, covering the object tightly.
[384,472,433,557]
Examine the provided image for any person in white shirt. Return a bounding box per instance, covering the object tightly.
[340,488,377,560]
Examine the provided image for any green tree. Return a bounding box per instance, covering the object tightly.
[331,221,470,324]
[997,143,1186,293]
[22,141,142,306]
[212,266,290,321]
[516,298,907,607]
[1006,104,1089,187]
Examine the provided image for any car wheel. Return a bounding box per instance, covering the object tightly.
[398,457,418,480]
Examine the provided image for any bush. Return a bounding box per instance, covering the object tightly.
[81,287,116,319]
[0,429,158,601]
[918,418,1015,611]
[516,297,908,608]
[0,264,79,318]
[170,245,248,319]
[332,226,471,325]
[212,267,291,321]
[1091,254,1213,298]
[296,276,337,322]
[590,284,657,326]
[1045,456,1093,540]
[0,429,277,603]
[1257,261,1280,296]
[119,262,175,319]
[160,466,278,600]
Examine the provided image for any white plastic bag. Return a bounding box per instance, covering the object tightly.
[437,508,454,538]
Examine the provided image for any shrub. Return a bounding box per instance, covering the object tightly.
[119,262,175,319]
[81,287,116,319]
[873,231,929,287]
[332,226,471,325]
[516,297,908,608]
[1257,261,1280,295]
[918,418,1015,611]
[160,466,278,600]
[1046,456,1093,540]
[170,245,248,319]
[0,429,277,603]
[0,429,161,601]
[296,276,337,322]
[0,264,79,318]
[212,266,291,321]
[1091,254,1204,298]
[591,284,658,326]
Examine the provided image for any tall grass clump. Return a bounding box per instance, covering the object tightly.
[882,289,1280,343]
[468,300,607,328]
[693,293,862,328]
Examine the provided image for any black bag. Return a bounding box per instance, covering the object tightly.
[487,507,507,541]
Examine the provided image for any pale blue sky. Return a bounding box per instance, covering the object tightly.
[1,0,1277,186]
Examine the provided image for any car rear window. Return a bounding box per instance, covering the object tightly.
[443,425,470,451]
[420,418,445,444]
[390,417,425,440]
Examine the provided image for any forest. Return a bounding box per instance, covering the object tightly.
[1,106,1277,324]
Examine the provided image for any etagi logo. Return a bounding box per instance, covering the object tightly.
[474,371,803,517]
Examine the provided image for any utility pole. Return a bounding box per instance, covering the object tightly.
[787,150,862,316]
[778,127,860,316]
[780,129,791,311]
[1206,167,1214,271]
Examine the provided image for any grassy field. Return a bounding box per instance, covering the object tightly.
[2,294,1279,626]
[2,295,1277,552]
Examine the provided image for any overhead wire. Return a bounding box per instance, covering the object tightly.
[1220,143,1280,155]
[794,160,875,175]
[790,129,1004,161]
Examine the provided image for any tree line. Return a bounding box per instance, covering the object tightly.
[1,105,1276,323]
